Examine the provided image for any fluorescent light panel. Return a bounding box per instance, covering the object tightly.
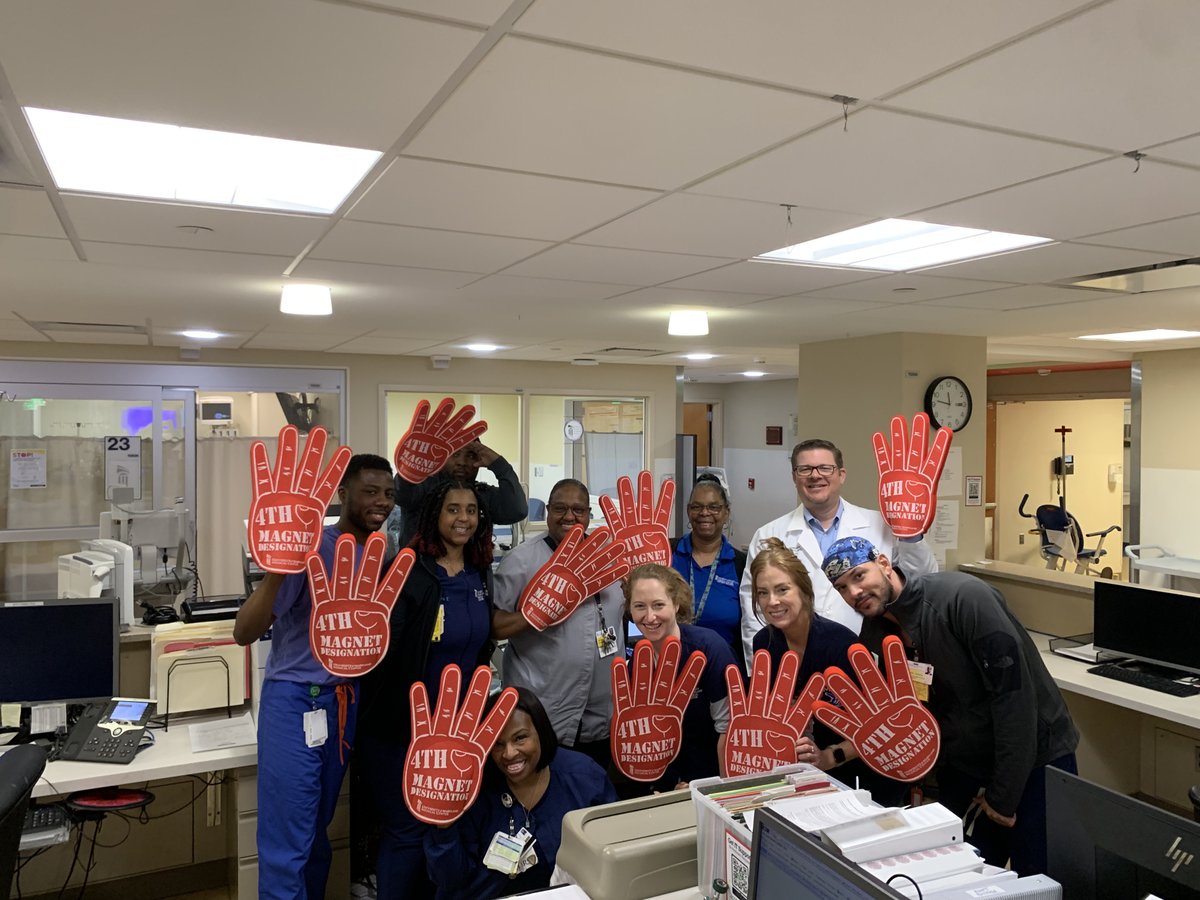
[742,370,766,378]
[26,108,381,214]
[465,343,499,352]
[668,310,709,336]
[754,218,1051,272]
[685,352,715,360]
[1077,329,1200,342]
[280,284,332,316]
[180,329,221,341]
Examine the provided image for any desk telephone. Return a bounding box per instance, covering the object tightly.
[61,698,153,764]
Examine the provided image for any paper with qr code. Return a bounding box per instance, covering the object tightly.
[725,832,751,900]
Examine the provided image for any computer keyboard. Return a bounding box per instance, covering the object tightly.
[21,804,70,850]
[1088,663,1200,697]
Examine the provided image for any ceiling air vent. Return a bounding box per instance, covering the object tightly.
[27,320,150,345]
[591,346,665,357]
[1067,257,1200,293]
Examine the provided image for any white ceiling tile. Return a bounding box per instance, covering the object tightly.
[692,110,1105,217]
[62,195,326,256]
[825,303,1002,337]
[453,275,630,302]
[921,242,1179,284]
[327,336,455,355]
[291,260,480,295]
[920,284,1115,311]
[362,0,509,25]
[665,261,873,295]
[890,0,1200,149]
[503,244,730,285]
[608,286,775,309]
[515,0,1084,99]
[0,0,482,148]
[348,157,659,240]
[918,159,1200,240]
[406,36,838,188]
[0,316,50,342]
[1150,134,1200,167]
[986,286,1200,337]
[0,187,66,239]
[313,220,551,272]
[0,234,79,262]
[732,294,890,317]
[47,330,150,346]
[798,273,1015,304]
[580,194,864,258]
[243,331,368,352]
[1075,215,1200,256]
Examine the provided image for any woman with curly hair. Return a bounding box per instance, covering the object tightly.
[356,480,496,899]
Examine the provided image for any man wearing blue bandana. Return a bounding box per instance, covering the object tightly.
[821,536,1078,878]
[737,438,938,659]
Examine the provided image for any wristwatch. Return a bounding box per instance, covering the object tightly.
[832,745,847,765]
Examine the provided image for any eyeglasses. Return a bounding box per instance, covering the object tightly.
[687,503,727,515]
[548,503,591,518]
[793,464,839,477]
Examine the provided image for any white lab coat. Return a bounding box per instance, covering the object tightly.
[737,499,938,661]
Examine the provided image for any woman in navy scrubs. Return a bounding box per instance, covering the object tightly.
[670,475,746,673]
[356,480,495,899]
[425,689,617,898]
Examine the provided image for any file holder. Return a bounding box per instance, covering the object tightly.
[163,654,232,730]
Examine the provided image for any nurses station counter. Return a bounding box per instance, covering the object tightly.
[962,560,1200,812]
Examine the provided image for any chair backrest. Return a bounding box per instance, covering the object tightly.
[1034,504,1083,560]
[0,744,48,897]
[527,498,546,522]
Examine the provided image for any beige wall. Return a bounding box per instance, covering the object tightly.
[994,398,1126,574]
[796,333,987,568]
[0,341,679,475]
[1140,348,1200,563]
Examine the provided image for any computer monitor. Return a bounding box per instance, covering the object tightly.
[749,807,906,899]
[1047,769,1200,898]
[0,595,120,707]
[1093,580,1200,676]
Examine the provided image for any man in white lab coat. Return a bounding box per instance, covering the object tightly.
[737,438,937,659]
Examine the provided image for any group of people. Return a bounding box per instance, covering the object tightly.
[235,431,1080,900]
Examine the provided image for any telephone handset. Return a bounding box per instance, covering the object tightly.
[61,697,153,764]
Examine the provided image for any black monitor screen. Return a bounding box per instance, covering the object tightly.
[1047,769,1200,899]
[750,807,905,900]
[0,597,119,705]
[1093,581,1200,674]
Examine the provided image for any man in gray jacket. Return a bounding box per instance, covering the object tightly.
[822,535,1079,877]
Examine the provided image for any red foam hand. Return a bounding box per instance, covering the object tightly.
[598,471,675,568]
[517,525,630,631]
[393,398,489,485]
[723,650,825,777]
[248,425,352,574]
[610,637,707,782]
[873,412,953,538]
[813,636,941,782]
[403,665,519,825]
[306,533,413,678]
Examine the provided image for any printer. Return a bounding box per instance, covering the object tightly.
[58,539,135,629]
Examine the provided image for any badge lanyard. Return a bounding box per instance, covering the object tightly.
[689,553,720,622]
[501,791,533,836]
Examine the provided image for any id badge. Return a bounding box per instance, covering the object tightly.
[483,831,525,875]
[432,604,445,643]
[596,626,618,659]
[303,708,328,748]
[907,661,934,702]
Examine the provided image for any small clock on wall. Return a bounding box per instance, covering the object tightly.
[924,375,972,431]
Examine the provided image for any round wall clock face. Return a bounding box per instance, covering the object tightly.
[564,419,584,442]
[924,376,972,431]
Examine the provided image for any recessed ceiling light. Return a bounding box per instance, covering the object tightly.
[280,284,333,316]
[25,107,381,214]
[742,370,766,378]
[1077,329,1200,342]
[753,218,1050,272]
[668,310,709,336]
[180,329,221,341]
[465,343,499,353]
[685,352,715,361]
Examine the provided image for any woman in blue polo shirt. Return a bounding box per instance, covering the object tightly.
[356,480,495,900]
[671,475,746,673]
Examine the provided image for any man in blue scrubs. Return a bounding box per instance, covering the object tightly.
[235,453,395,900]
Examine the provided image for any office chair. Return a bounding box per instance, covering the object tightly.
[1034,502,1120,577]
[0,744,48,897]
[527,498,546,522]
